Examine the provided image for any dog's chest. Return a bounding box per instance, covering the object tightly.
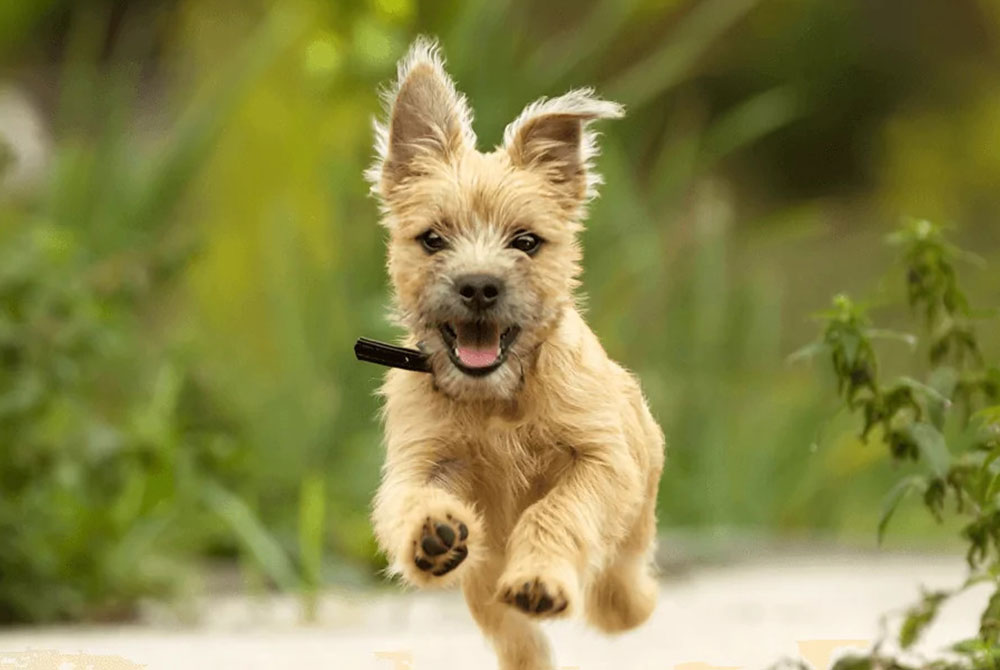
[453,422,573,536]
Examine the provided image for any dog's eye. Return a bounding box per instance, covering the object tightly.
[417,230,447,254]
[509,232,543,256]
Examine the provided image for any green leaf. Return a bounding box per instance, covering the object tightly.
[700,86,803,165]
[878,476,926,544]
[829,655,872,670]
[202,479,299,591]
[866,328,918,349]
[981,586,1000,643]
[897,376,951,406]
[904,422,952,478]
[887,217,940,246]
[951,637,987,654]
[606,0,761,108]
[298,473,325,621]
[900,589,949,648]
[841,331,862,367]
[927,367,959,429]
[948,244,988,269]
[786,339,828,364]
[928,366,959,400]
[969,307,1000,320]
[974,405,1000,428]
[525,0,633,85]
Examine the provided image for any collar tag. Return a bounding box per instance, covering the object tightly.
[354,337,432,373]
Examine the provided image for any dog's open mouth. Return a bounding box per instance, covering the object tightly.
[439,322,521,377]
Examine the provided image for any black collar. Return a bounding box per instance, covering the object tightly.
[354,337,431,373]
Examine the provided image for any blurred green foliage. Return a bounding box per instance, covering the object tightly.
[1,0,999,622]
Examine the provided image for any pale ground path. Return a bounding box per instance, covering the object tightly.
[0,553,988,670]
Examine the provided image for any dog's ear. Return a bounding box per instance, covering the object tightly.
[367,37,475,200]
[502,89,624,208]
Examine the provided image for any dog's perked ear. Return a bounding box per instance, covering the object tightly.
[502,89,624,209]
[367,37,476,201]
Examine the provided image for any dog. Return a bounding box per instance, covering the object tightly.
[366,37,666,670]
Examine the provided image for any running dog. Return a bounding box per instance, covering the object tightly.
[366,37,665,670]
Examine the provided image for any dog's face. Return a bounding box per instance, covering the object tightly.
[367,39,623,400]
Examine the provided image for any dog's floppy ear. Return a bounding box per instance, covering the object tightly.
[502,89,624,207]
[367,37,475,199]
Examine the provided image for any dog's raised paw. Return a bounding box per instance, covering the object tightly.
[413,515,469,577]
[499,575,570,618]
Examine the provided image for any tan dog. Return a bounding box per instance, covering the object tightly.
[366,38,665,670]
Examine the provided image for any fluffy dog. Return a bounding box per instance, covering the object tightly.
[366,37,665,670]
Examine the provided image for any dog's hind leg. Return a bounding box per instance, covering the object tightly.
[463,557,555,670]
[584,470,660,633]
[584,549,658,633]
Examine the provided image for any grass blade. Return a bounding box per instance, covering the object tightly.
[202,479,299,591]
[606,0,760,108]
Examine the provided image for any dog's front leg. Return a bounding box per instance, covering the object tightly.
[497,439,642,619]
[464,556,556,670]
[372,452,483,589]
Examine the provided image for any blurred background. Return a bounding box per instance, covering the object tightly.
[1,0,999,627]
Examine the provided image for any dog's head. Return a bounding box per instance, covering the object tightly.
[367,37,623,400]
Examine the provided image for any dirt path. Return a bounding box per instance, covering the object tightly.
[0,552,985,670]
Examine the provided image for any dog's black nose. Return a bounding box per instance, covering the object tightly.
[456,274,503,311]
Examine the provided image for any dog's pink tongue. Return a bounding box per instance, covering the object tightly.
[454,322,501,368]
[456,346,499,368]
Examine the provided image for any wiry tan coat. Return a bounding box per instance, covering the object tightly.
[366,38,665,670]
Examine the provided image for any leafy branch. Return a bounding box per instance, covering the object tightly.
[793,219,1000,668]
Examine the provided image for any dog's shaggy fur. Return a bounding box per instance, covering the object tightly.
[367,37,666,670]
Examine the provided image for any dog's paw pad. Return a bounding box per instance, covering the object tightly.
[413,515,468,577]
[500,577,570,617]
